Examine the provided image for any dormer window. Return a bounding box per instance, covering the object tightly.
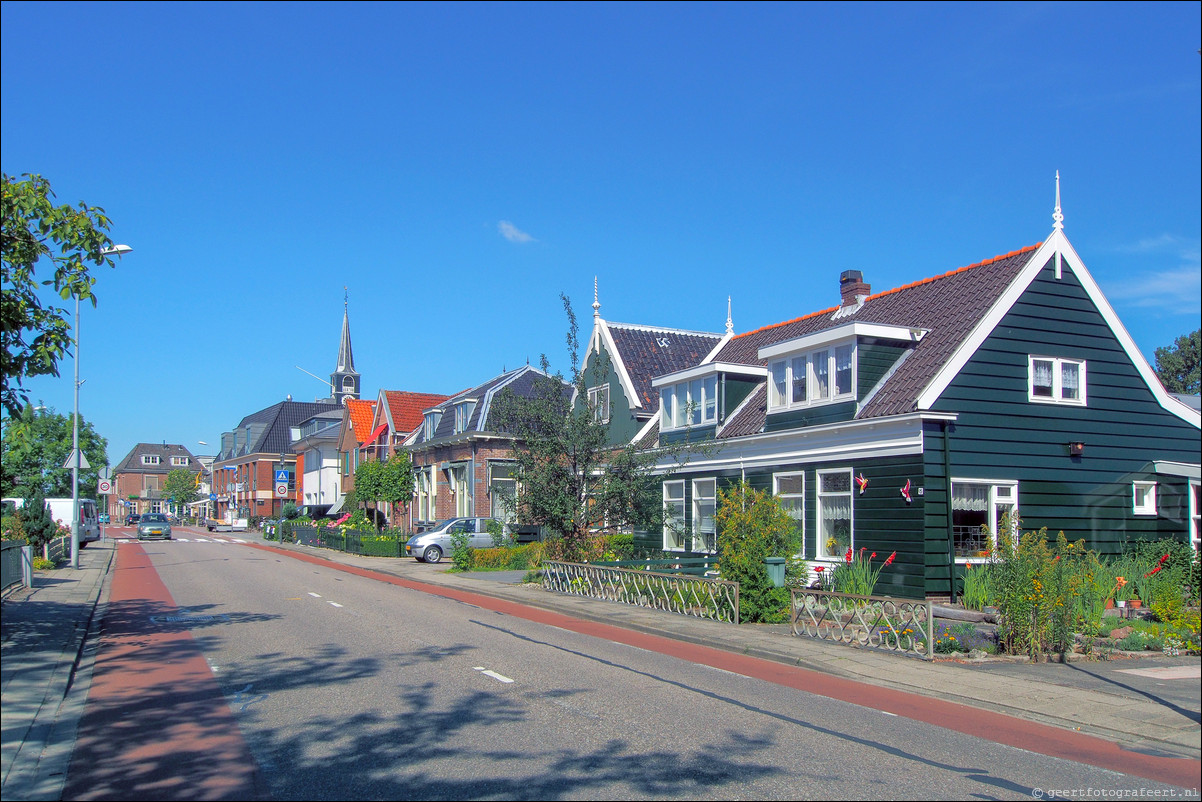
[768,343,854,411]
[1028,356,1086,406]
[454,401,476,434]
[171,456,188,466]
[141,454,161,465]
[424,411,442,441]
[660,375,718,430]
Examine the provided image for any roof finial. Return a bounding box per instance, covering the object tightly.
[344,285,349,310]
[1052,171,1064,231]
[592,276,601,319]
[726,296,733,335]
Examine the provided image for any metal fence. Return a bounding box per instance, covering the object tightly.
[2,541,26,593]
[541,560,740,624]
[287,527,405,558]
[789,588,934,659]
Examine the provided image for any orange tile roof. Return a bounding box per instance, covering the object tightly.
[346,399,377,444]
[384,391,453,434]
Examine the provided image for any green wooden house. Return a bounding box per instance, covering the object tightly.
[645,198,1201,600]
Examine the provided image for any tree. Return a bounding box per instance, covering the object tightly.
[2,173,124,417]
[353,453,414,530]
[491,295,681,562]
[0,402,108,499]
[1154,330,1200,395]
[714,481,805,623]
[162,468,200,515]
[20,486,59,558]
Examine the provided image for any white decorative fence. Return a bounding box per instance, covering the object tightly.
[790,588,934,659]
[541,560,740,624]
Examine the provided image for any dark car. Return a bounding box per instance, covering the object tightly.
[137,513,172,540]
[125,513,141,526]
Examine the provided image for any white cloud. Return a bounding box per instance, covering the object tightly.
[498,220,535,244]
[1109,267,1201,315]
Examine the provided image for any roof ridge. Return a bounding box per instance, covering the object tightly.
[606,320,724,338]
[732,242,1042,342]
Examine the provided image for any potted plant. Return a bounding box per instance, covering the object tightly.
[1112,575,1134,608]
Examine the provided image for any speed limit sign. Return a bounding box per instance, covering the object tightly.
[97,479,113,495]
[275,483,288,497]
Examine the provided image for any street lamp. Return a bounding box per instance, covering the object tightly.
[71,244,131,569]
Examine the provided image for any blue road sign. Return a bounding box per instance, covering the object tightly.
[210,493,217,501]
[274,469,289,483]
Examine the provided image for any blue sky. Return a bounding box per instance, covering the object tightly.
[3,1,1199,468]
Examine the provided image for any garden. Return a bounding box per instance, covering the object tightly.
[946,520,1200,660]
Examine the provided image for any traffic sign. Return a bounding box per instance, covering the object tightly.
[274,483,288,497]
[97,479,113,495]
[210,493,217,501]
[274,469,289,483]
[62,449,91,469]
[98,466,112,480]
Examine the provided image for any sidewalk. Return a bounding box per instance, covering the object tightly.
[1,539,113,801]
[2,533,1198,802]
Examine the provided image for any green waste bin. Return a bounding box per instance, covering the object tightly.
[765,557,786,587]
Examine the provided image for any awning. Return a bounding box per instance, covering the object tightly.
[364,423,388,444]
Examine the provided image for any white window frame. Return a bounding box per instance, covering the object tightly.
[424,412,441,441]
[816,468,854,560]
[171,456,188,467]
[489,462,518,523]
[662,480,686,552]
[767,341,856,413]
[659,375,718,431]
[1027,356,1087,406]
[1190,480,1200,553]
[773,471,806,557]
[951,479,1019,562]
[141,455,161,465]
[451,464,471,516]
[454,402,476,434]
[588,384,611,424]
[1132,481,1158,516]
[692,478,717,553]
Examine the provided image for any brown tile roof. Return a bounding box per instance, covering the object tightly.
[607,323,724,411]
[711,244,1041,436]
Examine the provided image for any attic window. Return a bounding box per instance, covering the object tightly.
[768,342,854,412]
[171,456,188,466]
[141,455,161,465]
[1028,356,1086,406]
[454,401,476,434]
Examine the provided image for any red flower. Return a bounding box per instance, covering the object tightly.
[814,566,825,573]
[844,547,853,564]
[1145,565,1162,578]
[871,552,877,560]
[883,551,896,567]
[1054,555,1061,562]
[1158,554,1169,565]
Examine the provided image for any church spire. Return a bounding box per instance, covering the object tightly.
[331,288,360,404]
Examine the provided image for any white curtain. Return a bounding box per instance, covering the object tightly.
[953,484,989,512]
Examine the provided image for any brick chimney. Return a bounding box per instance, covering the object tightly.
[839,270,870,308]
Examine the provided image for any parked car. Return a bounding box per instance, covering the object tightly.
[405,517,508,563]
[98,513,110,524]
[137,513,172,540]
[125,513,141,526]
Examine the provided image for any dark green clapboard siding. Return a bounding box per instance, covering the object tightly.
[722,377,759,420]
[927,257,1199,583]
[857,342,907,397]
[764,400,857,431]
[580,342,643,447]
[660,425,718,446]
[654,454,928,598]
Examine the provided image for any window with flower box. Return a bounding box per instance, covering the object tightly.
[816,469,853,559]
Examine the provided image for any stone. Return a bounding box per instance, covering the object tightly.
[1108,626,1132,641]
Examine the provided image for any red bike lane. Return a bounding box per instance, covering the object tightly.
[63,542,268,801]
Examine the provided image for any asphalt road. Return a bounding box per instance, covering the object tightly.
[65,536,1202,800]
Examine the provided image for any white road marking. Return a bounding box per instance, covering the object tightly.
[1116,665,1200,680]
[473,666,514,684]
[329,602,343,608]
[308,592,322,598]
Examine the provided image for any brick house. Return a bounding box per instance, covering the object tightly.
[110,443,203,520]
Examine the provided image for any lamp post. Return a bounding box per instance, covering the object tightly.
[71,244,131,569]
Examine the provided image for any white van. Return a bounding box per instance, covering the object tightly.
[1,497,101,545]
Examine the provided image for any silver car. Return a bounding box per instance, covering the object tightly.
[405,517,507,563]
[137,512,173,540]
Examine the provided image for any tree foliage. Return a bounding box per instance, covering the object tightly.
[714,481,805,623]
[491,295,672,562]
[353,452,414,529]
[20,486,58,555]
[2,173,125,416]
[1154,329,1200,395]
[162,468,200,511]
[0,402,107,499]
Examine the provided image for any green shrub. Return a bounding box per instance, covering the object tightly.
[959,563,992,610]
[32,556,56,570]
[602,533,635,560]
[450,529,473,571]
[714,481,802,623]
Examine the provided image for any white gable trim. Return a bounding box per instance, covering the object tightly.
[595,319,644,411]
[702,332,733,364]
[916,229,1200,428]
